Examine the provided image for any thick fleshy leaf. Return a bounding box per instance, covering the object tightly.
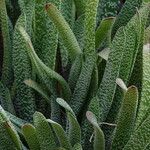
[6,111,27,128]
[111,86,138,150]
[0,121,17,150]
[47,119,72,150]
[0,0,13,87]
[0,82,15,114]
[95,26,126,121]
[111,0,142,37]
[33,112,56,150]
[22,123,40,150]
[46,3,82,62]
[56,98,75,116]
[19,26,71,101]
[86,111,105,150]
[123,115,150,150]
[129,4,150,114]
[70,0,98,116]
[24,79,51,104]
[73,143,83,150]
[0,106,22,150]
[68,54,83,92]
[34,0,60,69]
[73,0,85,17]
[13,14,35,121]
[136,53,150,127]
[67,112,81,147]
[73,14,85,50]
[60,0,75,67]
[98,48,110,61]
[106,4,150,133]
[95,17,115,49]
[56,98,81,147]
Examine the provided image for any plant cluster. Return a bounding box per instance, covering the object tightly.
[0,0,150,149]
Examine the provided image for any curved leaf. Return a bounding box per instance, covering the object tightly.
[13,14,35,121]
[34,0,60,69]
[46,3,82,62]
[56,98,75,116]
[96,26,126,122]
[24,79,51,104]
[0,0,13,87]
[123,115,150,150]
[111,86,138,150]
[19,26,71,101]
[111,0,142,37]
[86,111,105,150]
[47,119,72,150]
[73,143,83,150]
[0,106,22,150]
[70,0,98,116]
[22,123,40,150]
[73,0,85,17]
[33,112,56,150]
[95,17,115,49]
[56,98,81,147]
[136,53,150,128]
[0,82,15,114]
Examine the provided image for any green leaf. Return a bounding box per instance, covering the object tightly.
[96,0,118,24]
[0,0,13,87]
[68,54,83,92]
[47,119,72,150]
[56,98,81,147]
[111,86,138,150]
[105,8,142,126]
[4,121,22,150]
[73,0,85,17]
[56,98,75,116]
[34,0,60,69]
[46,3,82,62]
[70,0,98,116]
[24,79,51,104]
[86,111,105,150]
[61,0,75,28]
[0,121,17,150]
[106,5,150,137]
[33,112,56,150]
[0,82,15,114]
[18,0,35,35]
[123,115,150,150]
[96,26,126,122]
[73,14,85,50]
[13,14,35,121]
[67,112,81,147]
[136,53,150,127]
[22,123,40,150]
[0,106,22,150]
[129,3,150,115]
[60,0,75,67]
[111,0,142,37]
[19,26,71,101]
[73,143,83,150]
[95,17,115,49]
[6,111,27,128]
[83,0,99,56]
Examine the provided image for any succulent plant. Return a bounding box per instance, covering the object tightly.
[0,0,150,149]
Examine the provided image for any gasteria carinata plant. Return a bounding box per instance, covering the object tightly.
[0,0,150,149]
